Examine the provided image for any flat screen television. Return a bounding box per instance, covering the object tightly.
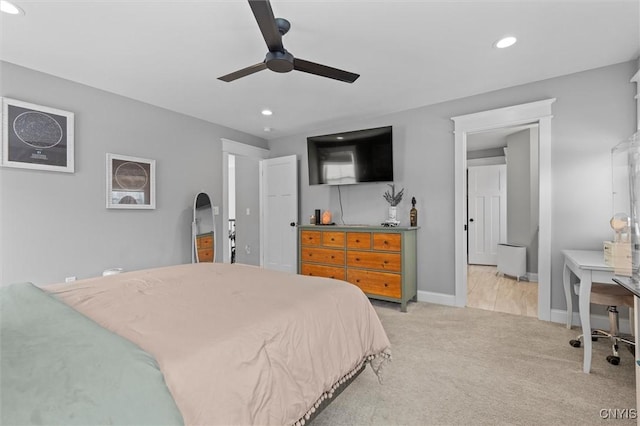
[307,126,393,185]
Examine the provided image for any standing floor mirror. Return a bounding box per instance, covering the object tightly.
[192,192,215,263]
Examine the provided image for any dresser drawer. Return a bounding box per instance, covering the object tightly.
[300,263,345,280]
[300,230,321,246]
[373,233,402,252]
[197,248,214,262]
[322,231,345,248]
[196,234,213,249]
[347,232,371,249]
[301,247,345,266]
[346,250,401,272]
[347,269,401,298]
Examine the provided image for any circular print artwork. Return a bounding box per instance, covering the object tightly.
[13,111,64,149]
[114,162,148,191]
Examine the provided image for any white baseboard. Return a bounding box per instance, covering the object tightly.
[417,290,457,307]
[416,295,634,335]
[550,308,634,335]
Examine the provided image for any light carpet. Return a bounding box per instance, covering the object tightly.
[312,301,636,425]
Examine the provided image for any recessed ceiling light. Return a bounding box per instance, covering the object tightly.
[263,127,272,132]
[495,36,517,49]
[1,0,24,15]
[261,109,273,116]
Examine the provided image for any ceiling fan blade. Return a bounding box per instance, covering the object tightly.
[218,62,267,82]
[293,58,360,83]
[249,0,284,52]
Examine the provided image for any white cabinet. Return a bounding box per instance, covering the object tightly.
[497,244,526,280]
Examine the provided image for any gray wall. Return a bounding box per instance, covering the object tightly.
[268,60,638,312]
[233,155,260,266]
[506,129,538,273]
[0,61,267,285]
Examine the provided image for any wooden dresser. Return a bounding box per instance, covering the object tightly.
[298,225,418,312]
[196,232,214,262]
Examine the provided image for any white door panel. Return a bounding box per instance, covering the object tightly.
[261,155,298,272]
[468,165,506,265]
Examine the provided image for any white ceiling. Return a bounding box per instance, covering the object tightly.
[1,0,638,141]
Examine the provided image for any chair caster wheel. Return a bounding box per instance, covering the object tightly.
[570,339,581,348]
[607,355,620,365]
[591,336,599,342]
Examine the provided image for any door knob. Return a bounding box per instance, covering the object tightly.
[290,222,296,227]
[469,218,474,222]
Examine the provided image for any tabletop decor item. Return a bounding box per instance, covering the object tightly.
[410,196,418,227]
[382,183,404,225]
[321,210,332,225]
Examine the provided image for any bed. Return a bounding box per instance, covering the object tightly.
[1,262,391,425]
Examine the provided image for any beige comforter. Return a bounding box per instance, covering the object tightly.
[46,263,391,425]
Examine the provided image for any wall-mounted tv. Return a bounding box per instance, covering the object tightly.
[307,126,393,185]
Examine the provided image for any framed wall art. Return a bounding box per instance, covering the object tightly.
[1,97,75,172]
[106,153,156,209]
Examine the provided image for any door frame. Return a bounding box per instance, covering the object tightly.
[452,99,555,321]
[221,138,270,264]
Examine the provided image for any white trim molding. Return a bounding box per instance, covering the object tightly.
[452,99,556,321]
[631,69,639,131]
[221,139,270,263]
[221,138,270,159]
[417,290,458,307]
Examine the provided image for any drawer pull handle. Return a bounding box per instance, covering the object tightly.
[331,256,335,259]
[355,239,360,243]
[355,258,360,261]
[331,238,335,241]
[384,240,389,245]
[384,283,388,287]
[356,279,360,283]
[383,260,388,264]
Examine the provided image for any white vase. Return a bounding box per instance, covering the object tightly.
[388,206,397,221]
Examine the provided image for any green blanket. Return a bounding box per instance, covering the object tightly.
[0,282,183,426]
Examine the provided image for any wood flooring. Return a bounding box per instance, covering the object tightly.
[467,264,538,317]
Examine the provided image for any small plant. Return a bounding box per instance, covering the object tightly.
[383,184,404,206]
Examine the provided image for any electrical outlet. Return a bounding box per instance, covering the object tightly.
[65,276,76,283]
[245,245,251,254]
[213,206,219,215]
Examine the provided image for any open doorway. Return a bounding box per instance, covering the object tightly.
[452,99,555,321]
[466,125,539,317]
[221,139,269,265]
[227,154,236,263]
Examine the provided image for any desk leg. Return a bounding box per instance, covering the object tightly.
[563,261,573,329]
[578,271,593,373]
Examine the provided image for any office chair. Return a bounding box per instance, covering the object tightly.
[569,283,635,365]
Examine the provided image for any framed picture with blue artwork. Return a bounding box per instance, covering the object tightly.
[1,97,74,173]
[106,153,156,209]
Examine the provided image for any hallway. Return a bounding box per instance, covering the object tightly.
[467,265,538,317]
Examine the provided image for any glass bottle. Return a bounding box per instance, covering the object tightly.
[410,196,418,227]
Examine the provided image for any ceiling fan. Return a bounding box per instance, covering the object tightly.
[218,0,359,84]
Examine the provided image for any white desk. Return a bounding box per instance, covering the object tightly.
[562,249,617,373]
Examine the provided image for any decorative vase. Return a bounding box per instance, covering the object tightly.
[388,206,397,221]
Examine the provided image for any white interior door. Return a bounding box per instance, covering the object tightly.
[468,165,506,265]
[261,155,298,272]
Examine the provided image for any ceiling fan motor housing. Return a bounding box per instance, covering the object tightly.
[265,50,294,73]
